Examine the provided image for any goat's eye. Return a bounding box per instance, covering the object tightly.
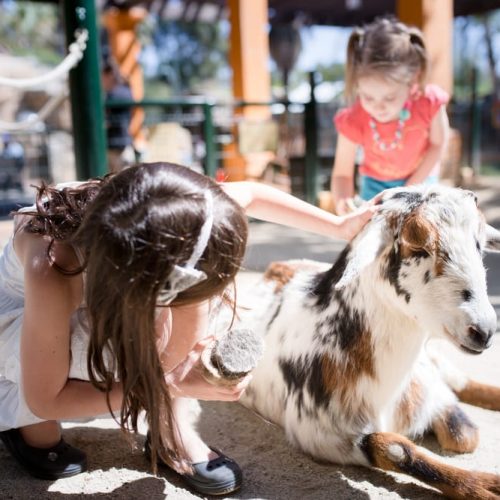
[409,246,430,259]
[475,239,481,253]
[462,289,473,302]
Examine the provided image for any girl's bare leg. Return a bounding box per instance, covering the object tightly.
[158,304,218,463]
[19,420,61,448]
[172,397,217,463]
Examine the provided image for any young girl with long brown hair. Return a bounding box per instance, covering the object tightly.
[0,162,376,495]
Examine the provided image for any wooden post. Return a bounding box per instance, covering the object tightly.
[102,7,147,151]
[397,0,453,94]
[226,0,271,180]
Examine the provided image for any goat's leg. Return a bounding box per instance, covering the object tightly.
[428,348,500,411]
[455,380,500,411]
[360,432,500,499]
[431,404,479,453]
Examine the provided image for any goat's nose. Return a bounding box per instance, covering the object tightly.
[468,325,494,350]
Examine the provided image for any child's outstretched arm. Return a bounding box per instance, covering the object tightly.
[405,105,450,185]
[330,133,358,215]
[221,178,376,242]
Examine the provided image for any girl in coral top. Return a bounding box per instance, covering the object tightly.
[331,17,450,215]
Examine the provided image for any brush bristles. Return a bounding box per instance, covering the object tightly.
[201,328,264,385]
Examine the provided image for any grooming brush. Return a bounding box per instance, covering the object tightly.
[201,328,264,386]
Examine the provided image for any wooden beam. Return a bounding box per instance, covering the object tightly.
[102,7,147,149]
[226,0,272,180]
[397,0,453,94]
[228,0,271,108]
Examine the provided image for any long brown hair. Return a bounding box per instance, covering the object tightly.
[344,17,428,103]
[20,163,248,473]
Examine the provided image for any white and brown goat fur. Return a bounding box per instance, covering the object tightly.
[234,185,500,499]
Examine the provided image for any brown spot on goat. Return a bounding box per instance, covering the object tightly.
[432,405,479,453]
[400,211,436,257]
[265,261,327,293]
[399,211,447,276]
[264,262,297,293]
[434,249,448,277]
[395,379,424,433]
[386,213,399,233]
[321,329,376,410]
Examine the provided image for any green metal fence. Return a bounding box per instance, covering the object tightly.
[106,95,327,204]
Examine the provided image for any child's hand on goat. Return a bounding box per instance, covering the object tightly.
[337,201,379,240]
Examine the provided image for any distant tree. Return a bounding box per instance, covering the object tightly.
[139,18,229,94]
[0,1,63,64]
[479,12,499,99]
[315,63,345,83]
[453,12,500,100]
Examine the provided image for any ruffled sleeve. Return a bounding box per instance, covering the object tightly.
[334,102,364,144]
[423,84,449,121]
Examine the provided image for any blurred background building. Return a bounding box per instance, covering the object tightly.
[0,0,499,212]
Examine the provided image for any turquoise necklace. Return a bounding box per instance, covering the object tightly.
[369,107,411,151]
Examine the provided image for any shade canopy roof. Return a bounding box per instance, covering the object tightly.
[101,0,500,25]
[267,0,500,25]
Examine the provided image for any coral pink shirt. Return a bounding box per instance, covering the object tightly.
[334,84,449,181]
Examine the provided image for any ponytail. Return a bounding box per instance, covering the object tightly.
[407,27,428,86]
[345,27,365,103]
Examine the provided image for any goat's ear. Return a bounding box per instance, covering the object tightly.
[399,212,437,257]
[335,222,385,289]
[485,224,500,252]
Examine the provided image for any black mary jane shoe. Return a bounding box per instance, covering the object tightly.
[144,434,242,496]
[0,428,87,480]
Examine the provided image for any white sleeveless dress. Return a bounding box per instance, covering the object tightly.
[0,211,99,430]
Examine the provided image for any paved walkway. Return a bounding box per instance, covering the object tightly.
[1,178,500,499]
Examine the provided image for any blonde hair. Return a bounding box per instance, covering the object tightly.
[344,17,428,103]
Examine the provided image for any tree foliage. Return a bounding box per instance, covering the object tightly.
[0,1,63,65]
[453,11,500,100]
[139,17,229,94]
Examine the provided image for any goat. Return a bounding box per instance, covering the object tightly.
[235,185,500,499]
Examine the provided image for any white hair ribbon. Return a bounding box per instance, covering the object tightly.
[158,191,214,304]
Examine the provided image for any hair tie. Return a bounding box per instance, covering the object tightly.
[355,28,365,52]
[158,191,214,304]
[409,32,424,48]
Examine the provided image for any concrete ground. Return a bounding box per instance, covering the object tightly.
[1,178,500,499]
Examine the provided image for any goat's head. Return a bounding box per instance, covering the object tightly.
[343,185,500,354]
